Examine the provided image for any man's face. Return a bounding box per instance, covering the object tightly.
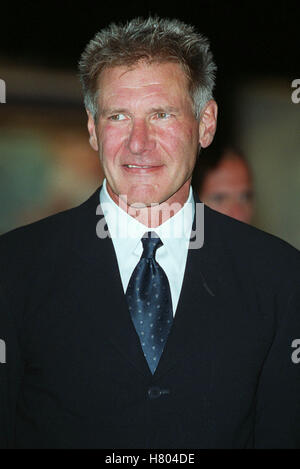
[88,61,217,207]
[200,154,254,224]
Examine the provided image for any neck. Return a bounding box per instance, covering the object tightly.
[112,184,191,228]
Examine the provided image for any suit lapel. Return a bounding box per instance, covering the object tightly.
[69,187,152,378]
[154,198,222,379]
[154,194,249,380]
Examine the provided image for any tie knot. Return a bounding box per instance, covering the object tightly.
[141,232,163,259]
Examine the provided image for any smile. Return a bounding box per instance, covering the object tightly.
[123,164,163,173]
[126,165,154,168]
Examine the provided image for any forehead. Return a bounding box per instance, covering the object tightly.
[97,62,191,105]
[204,158,252,192]
[218,158,251,182]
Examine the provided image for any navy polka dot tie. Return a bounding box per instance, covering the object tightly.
[126,232,173,374]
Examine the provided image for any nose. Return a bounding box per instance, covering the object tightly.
[127,119,155,154]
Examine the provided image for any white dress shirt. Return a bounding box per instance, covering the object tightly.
[99,179,195,315]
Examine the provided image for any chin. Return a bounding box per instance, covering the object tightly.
[124,186,163,208]
[126,196,160,209]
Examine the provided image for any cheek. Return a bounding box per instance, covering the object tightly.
[98,125,127,162]
[159,120,198,147]
[157,123,198,166]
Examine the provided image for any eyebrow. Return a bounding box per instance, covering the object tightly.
[99,106,180,117]
[149,106,180,114]
[99,108,128,117]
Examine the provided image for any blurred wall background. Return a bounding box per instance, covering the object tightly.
[234,79,300,248]
[0,66,103,233]
[0,1,299,248]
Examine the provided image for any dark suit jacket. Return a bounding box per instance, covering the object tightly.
[0,187,299,448]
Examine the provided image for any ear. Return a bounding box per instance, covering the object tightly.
[87,110,99,152]
[198,100,218,148]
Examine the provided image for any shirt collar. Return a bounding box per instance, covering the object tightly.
[100,178,195,257]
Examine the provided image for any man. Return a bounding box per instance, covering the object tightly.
[194,147,254,223]
[0,17,299,448]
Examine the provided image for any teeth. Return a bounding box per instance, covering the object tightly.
[126,165,151,168]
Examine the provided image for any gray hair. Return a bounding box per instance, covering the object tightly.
[78,16,217,121]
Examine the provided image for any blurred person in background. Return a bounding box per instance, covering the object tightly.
[193,145,254,224]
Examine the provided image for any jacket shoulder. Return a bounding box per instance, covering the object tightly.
[204,205,300,291]
[206,204,299,254]
[0,188,100,258]
[0,205,76,255]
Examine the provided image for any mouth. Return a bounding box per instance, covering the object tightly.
[122,164,163,174]
[126,164,154,168]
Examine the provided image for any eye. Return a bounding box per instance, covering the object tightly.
[155,112,171,119]
[239,191,253,203]
[210,194,226,204]
[109,114,126,121]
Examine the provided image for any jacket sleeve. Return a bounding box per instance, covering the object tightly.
[0,284,24,448]
[254,287,300,448]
